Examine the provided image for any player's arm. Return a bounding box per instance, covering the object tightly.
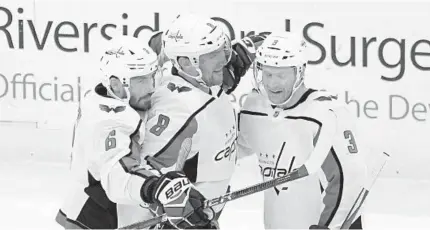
[315,108,366,229]
[303,108,337,175]
[304,108,341,228]
[90,119,158,205]
[236,113,256,160]
[236,91,259,159]
[303,107,351,229]
[237,128,255,159]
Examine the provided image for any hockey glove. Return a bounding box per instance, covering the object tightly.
[148,31,170,66]
[148,31,163,56]
[223,32,271,94]
[141,171,213,229]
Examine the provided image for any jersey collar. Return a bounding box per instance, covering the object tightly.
[271,88,317,110]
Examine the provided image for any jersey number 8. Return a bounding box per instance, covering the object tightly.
[150,114,170,136]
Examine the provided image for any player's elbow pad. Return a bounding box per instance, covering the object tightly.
[101,174,130,204]
[101,163,145,205]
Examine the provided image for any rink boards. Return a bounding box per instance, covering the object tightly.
[1,1,430,181]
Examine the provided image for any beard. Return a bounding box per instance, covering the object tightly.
[129,96,152,111]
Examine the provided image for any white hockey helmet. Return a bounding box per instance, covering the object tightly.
[99,36,159,102]
[162,13,232,85]
[253,31,308,106]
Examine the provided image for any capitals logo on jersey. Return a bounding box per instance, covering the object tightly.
[214,125,237,162]
[99,104,127,113]
[258,142,296,195]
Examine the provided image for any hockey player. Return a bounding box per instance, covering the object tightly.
[55,36,212,229]
[237,32,367,229]
[136,14,266,229]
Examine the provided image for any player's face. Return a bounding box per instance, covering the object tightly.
[199,42,231,87]
[128,72,156,111]
[262,65,297,104]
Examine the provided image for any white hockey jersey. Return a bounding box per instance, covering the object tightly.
[56,84,156,229]
[140,69,238,215]
[238,89,367,229]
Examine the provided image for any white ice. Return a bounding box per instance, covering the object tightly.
[1,156,429,229]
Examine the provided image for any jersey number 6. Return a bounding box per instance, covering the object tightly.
[343,130,358,154]
[150,114,170,136]
[105,130,117,151]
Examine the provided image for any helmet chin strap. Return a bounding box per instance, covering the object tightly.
[124,88,131,101]
[175,62,210,89]
[272,76,304,108]
[106,83,130,103]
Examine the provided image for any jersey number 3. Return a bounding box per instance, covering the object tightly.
[150,114,170,136]
[344,130,358,154]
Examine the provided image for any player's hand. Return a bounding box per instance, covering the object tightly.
[148,31,170,66]
[231,32,271,76]
[142,171,213,229]
[223,32,271,94]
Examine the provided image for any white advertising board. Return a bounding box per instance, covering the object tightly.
[0,0,429,178]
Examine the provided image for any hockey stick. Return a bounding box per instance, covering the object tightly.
[120,164,310,229]
[340,152,391,228]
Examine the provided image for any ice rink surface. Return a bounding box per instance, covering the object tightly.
[1,156,429,230]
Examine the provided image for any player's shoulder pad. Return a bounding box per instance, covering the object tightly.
[241,89,268,112]
[81,91,127,114]
[310,89,339,102]
[307,89,343,108]
[153,77,192,104]
[80,92,141,133]
[152,73,213,115]
[306,89,351,121]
